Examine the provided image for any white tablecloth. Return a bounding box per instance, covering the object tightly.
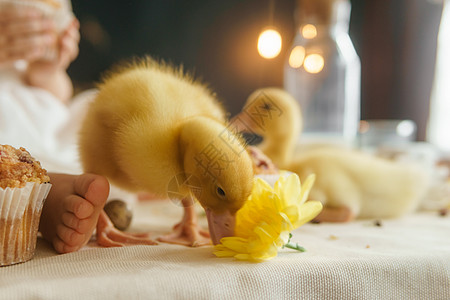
[0,200,449,300]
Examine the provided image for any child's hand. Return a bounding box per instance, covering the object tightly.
[0,6,56,63]
[27,17,80,74]
[57,18,80,70]
[24,17,80,102]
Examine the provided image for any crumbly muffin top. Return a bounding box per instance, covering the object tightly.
[0,145,50,189]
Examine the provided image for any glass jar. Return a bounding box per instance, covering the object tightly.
[284,0,360,145]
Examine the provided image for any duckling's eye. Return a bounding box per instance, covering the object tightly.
[261,102,272,111]
[216,187,226,197]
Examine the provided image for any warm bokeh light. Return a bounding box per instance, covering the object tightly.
[288,46,306,68]
[257,28,282,59]
[396,120,416,138]
[302,24,317,39]
[304,54,324,74]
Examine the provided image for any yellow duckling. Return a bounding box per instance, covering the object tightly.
[79,58,253,246]
[232,87,430,222]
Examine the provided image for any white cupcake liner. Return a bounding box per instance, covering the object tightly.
[0,182,51,266]
[0,0,74,61]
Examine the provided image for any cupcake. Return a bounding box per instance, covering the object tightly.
[0,144,51,266]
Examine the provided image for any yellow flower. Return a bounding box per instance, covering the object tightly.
[214,173,323,262]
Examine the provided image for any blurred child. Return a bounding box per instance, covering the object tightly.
[0,2,110,253]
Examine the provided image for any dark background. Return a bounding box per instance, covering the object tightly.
[68,0,444,141]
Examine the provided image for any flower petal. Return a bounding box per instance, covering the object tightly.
[274,175,286,197]
[276,230,291,247]
[221,237,249,253]
[283,174,302,207]
[282,206,299,226]
[251,244,278,261]
[234,254,252,261]
[253,225,276,244]
[279,212,294,231]
[292,200,323,227]
[213,249,238,258]
[254,177,273,198]
[299,174,316,205]
[214,171,319,262]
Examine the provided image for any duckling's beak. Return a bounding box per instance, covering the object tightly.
[205,208,235,245]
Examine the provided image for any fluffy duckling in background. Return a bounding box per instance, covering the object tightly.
[233,87,430,222]
[289,148,429,221]
[79,58,253,246]
[232,88,302,169]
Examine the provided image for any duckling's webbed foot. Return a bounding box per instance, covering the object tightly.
[96,210,158,247]
[157,197,211,247]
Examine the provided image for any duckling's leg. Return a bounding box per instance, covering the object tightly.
[158,197,211,247]
[311,175,359,223]
[312,206,355,223]
[96,210,158,247]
